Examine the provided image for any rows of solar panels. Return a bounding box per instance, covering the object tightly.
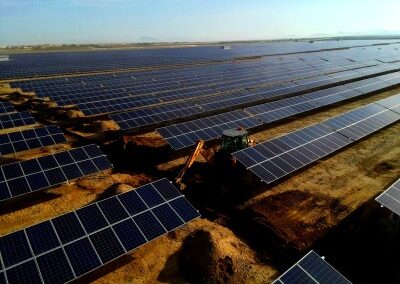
[232,94,400,184]
[8,46,400,130]
[13,46,390,97]
[11,52,380,108]
[0,102,115,203]
[0,178,200,284]
[157,71,400,149]
[0,105,201,284]
[2,40,399,80]
[110,64,400,131]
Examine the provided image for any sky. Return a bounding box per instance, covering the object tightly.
[1,0,400,45]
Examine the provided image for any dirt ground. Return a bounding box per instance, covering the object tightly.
[0,84,399,283]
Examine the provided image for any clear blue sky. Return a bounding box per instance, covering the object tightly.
[1,0,400,45]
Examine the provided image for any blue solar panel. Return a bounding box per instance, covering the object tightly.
[0,125,67,155]
[233,95,400,184]
[0,178,199,283]
[0,112,36,130]
[25,221,60,255]
[36,248,74,284]
[0,102,15,115]
[89,228,125,263]
[376,178,400,216]
[0,144,112,202]
[64,238,101,277]
[273,250,351,284]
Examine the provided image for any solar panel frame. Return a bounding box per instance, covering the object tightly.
[0,178,200,284]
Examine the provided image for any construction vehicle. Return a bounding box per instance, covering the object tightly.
[175,128,254,186]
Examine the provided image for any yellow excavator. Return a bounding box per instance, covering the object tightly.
[175,128,254,186]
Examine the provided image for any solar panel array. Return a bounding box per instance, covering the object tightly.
[0,178,200,284]
[0,112,36,130]
[0,126,67,155]
[111,63,400,131]
[75,63,367,115]
[9,44,400,120]
[2,40,399,80]
[376,178,400,216]
[158,72,400,149]
[14,56,376,112]
[272,250,351,284]
[0,102,15,115]
[233,95,400,184]
[0,144,112,202]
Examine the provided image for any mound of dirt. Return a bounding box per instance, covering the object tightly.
[76,172,152,194]
[177,229,234,283]
[373,161,396,174]
[125,134,167,148]
[98,120,120,132]
[66,109,85,118]
[245,190,349,250]
[172,224,277,284]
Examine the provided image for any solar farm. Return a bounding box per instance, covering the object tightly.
[0,40,399,283]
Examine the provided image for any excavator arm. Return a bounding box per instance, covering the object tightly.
[175,140,214,185]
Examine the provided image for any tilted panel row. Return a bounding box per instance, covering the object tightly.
[0,144,112,202]
[111,63,400,131]
[0,112,36,131]
[0,178,200,284]
[0,126,67,155]
[233,95,400,184]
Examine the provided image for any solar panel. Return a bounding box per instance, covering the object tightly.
[0,112,36,130]
[0,178,200,284]
[374,93,400,114]
[272,250,351,284]
[0,144,112,202]
[157,74,400,150]
[376,178,400,216]
[0,102,15,115]
[233,95,400,184]
[0,125,67,155]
